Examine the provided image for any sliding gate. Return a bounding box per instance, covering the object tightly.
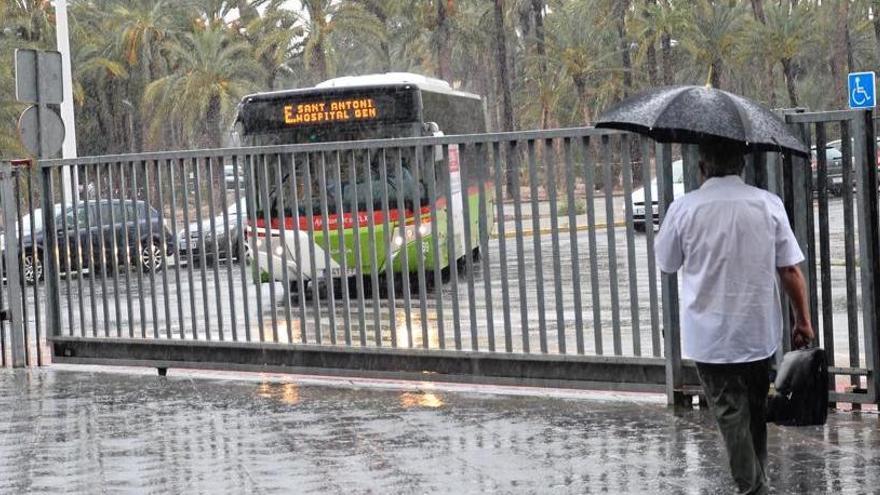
[5,119,878,405]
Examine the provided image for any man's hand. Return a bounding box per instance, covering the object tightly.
[778,265,814,349]
[792,319,815,349]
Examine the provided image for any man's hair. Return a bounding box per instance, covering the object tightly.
[698,140,747,178]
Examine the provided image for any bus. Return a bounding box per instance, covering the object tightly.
[233,73,491,292]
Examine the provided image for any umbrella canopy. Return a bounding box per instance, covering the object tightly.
[595,85,808,157]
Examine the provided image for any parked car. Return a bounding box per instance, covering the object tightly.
[632,159,684,232]
[810,145,846,196]
[6,199,176,285]
[176,197,249,265]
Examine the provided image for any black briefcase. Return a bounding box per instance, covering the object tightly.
[766,347,829,426]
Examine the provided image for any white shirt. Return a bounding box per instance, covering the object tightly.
[654,175,804,364]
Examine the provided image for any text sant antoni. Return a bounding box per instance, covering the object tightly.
[283,98,378,125]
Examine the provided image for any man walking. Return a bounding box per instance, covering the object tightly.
[654,142,814,495]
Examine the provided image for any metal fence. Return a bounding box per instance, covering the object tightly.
[1,117,877,405]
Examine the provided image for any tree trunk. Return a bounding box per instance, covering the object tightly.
[494,0,516,196]
[781,58,799,107]
[831,1,849,106]
[436,0,452,81]
[661,32,673,85]
[750,0,766,23]
[874,1,880,67]
[532,0,547,74]
[614,0,633,97]
[643,0,659,86]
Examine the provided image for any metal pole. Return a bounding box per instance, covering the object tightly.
[658,143,684,407]
[1,163,26,367]
[54,0,78,203]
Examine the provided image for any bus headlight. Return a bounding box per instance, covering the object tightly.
[273,246,284,257]
[418,223,431,236]
[393,235,405,247]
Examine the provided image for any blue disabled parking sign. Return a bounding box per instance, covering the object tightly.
[849,71,876,109]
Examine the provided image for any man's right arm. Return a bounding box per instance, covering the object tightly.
[777,264,815,349]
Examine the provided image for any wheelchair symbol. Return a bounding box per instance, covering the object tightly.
[852,77,872,106]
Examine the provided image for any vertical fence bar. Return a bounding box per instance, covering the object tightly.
[839,122,860,389]
[346,150,367,346]
[562,138,584,355]
[544,139,565,354]
[181,158,198,339]
[331,150,353,346]
[621,136,641,356]
[408,146,430,349]
[258,154,279,343]
[3,163,25,366]
[362,150,383,347]
[272,153,293,344]
[854,111,880,402]
[169,159,186,339]
[379,148,398,348]
[131,161,148,338]
[118,164,135,337]
[601,136,622,356]
[814,123,834,362]
[78,165,94,336]
[14,174,30,361]
[425,144,445,350]
[316,152,337,345]
[205,157,224,341]
[658,142,683,406]
[582,137,602,355]
[72,164,87,337]
[94,163,112,337]
[219,158,237,342]
[460,143,479,351]
[41,167,61,360]
[245,154,263,343]
[193,157,212,341]
[231,155,250,342]
[144,161,161,339]
[493,142,513,353]
[393,148,413,347]
[442,145,462,350]
[104,162,122,337]
[526,140,547,353]
[154,160,173,339]
[641,137,661,357]
[301,154,321,343]
[58,164,75,338]
[287,153,308,344]
[476,142,495,352]
[26,166,43,362]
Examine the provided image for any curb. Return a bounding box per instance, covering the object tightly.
[492,221,628,239]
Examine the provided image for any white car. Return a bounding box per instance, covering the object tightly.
[631,159,684,232]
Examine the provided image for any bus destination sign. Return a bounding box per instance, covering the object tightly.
[283,98,378,126]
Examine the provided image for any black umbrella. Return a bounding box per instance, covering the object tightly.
[595,85,808,157]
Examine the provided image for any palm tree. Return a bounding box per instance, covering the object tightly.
[679,0,748,89]
[241,0,302,89]
[296,0,385,84]
[740,2,815,107]
[142,27,263,149]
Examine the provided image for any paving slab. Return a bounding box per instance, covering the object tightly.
[1,367,878,494]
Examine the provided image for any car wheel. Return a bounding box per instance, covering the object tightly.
[141,241,165,272]
[22,251,43,285]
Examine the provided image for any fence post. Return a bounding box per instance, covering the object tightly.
[1,162,26,367]
[854,111,880,404]
[658,142,685,407]
[40,165,63,342]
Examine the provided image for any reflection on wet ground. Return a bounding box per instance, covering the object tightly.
[1,368,878,494]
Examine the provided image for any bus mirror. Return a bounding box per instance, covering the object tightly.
[424,122,444,162]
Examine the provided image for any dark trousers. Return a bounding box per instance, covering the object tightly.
[696,357,772,495]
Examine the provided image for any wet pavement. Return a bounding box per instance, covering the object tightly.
[1,367,878,494]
